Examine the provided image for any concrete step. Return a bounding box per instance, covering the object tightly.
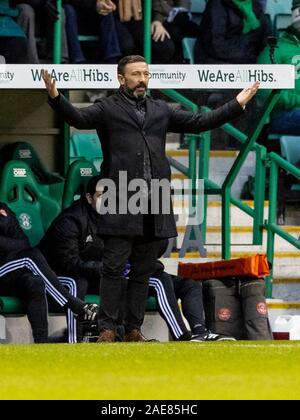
[69,90,88,103]
[272,278,300,301]
[175,199,299,228]
[267,300,300,332]
[167,149,255,199]
[174,200,269,227]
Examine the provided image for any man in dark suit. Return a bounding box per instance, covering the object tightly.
[42,55,259,342]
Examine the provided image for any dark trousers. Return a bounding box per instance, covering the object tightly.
[64,5,122,63]
[149,271,206,340]
[0,37,29,64]
[120,20,175,64]
[0,268,48,343]
[120,15,199,64]
[99,235,159,332]
[69,275,100,302]
[164,13,200,63]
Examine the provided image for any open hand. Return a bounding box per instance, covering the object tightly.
[151,21,171,42]
[41,69,58,99]
[96,0,116,15]
[236,81,260,108]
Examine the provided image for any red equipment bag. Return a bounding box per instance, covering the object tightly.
[178,254,270,281]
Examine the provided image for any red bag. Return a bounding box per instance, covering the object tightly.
[178,254,270,281]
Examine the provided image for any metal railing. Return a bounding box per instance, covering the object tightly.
[162,89,300,298]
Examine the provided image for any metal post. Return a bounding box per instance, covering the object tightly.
[253,145,267,244]
[266,160,278,298]
[61,88,70,175]
[143,0,152,63]
[221,188,231,259]
[63,121,70,177]
[188,134,197,207]
[198,130,211,242]
[53,0,62,64]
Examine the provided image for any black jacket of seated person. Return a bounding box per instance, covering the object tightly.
[194,0,269,65]
[0,202,48,342]
[39,197,103,300]
[0,202,92,327]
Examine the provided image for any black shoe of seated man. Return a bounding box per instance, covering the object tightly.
[77,303,99,322]
[190,332,236,342]
[81,321,99,343]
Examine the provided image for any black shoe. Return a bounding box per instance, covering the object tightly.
[190,333,236,342]
[80,322,99,343]
[82,332,99,343]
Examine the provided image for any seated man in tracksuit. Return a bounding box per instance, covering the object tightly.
[39,176,233,342]
[0,202,98,343]
[39,175,106,341]
[39,176,103,304]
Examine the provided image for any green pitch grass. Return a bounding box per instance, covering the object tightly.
[1,342,300,400]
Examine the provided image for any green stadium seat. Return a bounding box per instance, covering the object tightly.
[191,0,207,13]
[266,0,292,21]
[280,136,300,191]
[62,158,98,209]
[274,13,292,35]
[69,138,76,164]
[78,35,99,42]
[0,160,61,245]
[182,37,197,64]
[70,132,103,171]
[0,141,65,205]
[0,296,25,314]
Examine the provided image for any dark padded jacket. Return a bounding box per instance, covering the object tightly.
[39,198,103,280]
[0,202,31,265]
[195,0,269,64]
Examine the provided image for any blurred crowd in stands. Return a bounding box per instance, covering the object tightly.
[0,0,279,65]
[0,0,299,147]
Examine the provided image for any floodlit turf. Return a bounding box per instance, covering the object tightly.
[1,342,300,400]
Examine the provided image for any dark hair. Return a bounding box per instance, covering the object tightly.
[86,175,103,196]
[117,55,147,75]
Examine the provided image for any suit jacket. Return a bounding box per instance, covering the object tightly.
[49,90,243,238]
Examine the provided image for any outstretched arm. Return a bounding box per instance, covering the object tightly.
[168,82,260,133]
[42,69,105,129]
